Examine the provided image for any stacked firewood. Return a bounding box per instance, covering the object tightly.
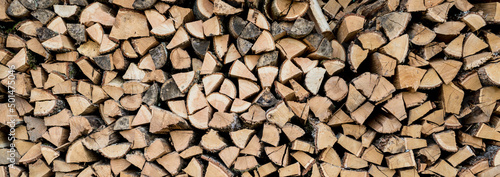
[1,0,500,176]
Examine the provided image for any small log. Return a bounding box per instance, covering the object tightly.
[200,129,227,152]
[478,62,500,86]
[150,106,190,134]
[252,31,275,54]
[203,16,223,37]
[463,33,488,57]
[276,38,307,60]
[167,27,190,50]
[266,101,294,128]
[220,78,237,99]
[433,130,458,152]
[357,31,386,51]
[380,34,409,63]
[170,130,194,152]
[385,151,416,169]
[279,58,302,83]
[240,22,261,41]
[424,2,453,22]
[238,79,260,100]
[441,83,464,115]
[209,112,238,131]
[337,15,365,43]
[213,34,229,60]
[110,9,149,40]
[337,134,363,157]
[428,160,458,177]
[378,12,411,40]
[472,123,500,142]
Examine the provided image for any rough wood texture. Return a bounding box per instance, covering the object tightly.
[2,0,500,176]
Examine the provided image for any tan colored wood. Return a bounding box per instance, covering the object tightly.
[337,15,365,43]
[347,43,369,72]
[461,13,486,31]
[428,160,458,177]
[233,156,259,171]
[270,0,308,21]
[408,23,435,46]
[441,83,464,115]
[338,134,363,157]
[378,12,411,40]
[238,79,260,100]
[380,34,409,63]
[386,150,416,169]
[276,38,307,60]
[425,2,453,22]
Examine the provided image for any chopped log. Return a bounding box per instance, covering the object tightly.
[463,33,488,57]
[252,31,275,54]
[213,35,229,60]
[233,156,259,172]
[220,79,237,99]
[99,143,131,159]
[230,60,257,81]
[441,83,464,115]
[433,130,458,152]
[271,0,309,21]
[378,12,411,40]
[266,101,294,128]
[337,15,365,43]
[380,34,409,64]
[110,9,149,40]
[238,79,260,100]
[347,43,369,72]
[308,96,334,122]
[66,139,99,163]
[428,160,458,177]
[209,112,238,131]
[478,62,500,86]
[276,38,307,60]
[472,123,500,142]
[386,150,416,169]
[304,67,326,95]
[150,106,190,134]
[408,23,435,46]
[419,68,442,90]
[279,58,302,83]
[357,31,386,51]
[425,2,453,22]
[461,13,486,32]
[338,134,363,157]
[394,65,426,91]
[447,145,474,167]
[366,114,401,133]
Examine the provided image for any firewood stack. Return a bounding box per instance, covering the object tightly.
[1,0,500,175]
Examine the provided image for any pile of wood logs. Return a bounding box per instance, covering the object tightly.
[1,0,500,176]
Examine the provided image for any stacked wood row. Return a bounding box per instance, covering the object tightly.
[0,0,500,176]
